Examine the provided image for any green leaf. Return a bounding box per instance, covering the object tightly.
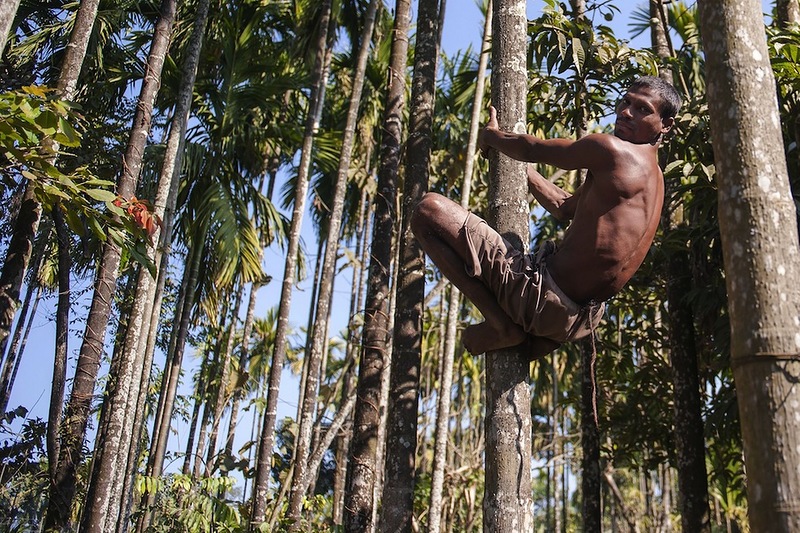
[85,188,119,202]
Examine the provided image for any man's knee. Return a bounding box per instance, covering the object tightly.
[411,192,443,236]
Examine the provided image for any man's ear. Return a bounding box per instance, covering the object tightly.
[661,116,675,133]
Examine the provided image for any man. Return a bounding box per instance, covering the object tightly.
[411,76,681,357]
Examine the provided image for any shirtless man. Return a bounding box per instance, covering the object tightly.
[410,76,681,356]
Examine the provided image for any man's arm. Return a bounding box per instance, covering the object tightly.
[527,166,581,221]
[479,106,616,171]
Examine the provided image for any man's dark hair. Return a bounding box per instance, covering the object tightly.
[628,76,682,119]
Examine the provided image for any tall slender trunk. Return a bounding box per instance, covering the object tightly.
[698,1,800,530]
[0,0,21,56]
[249,3,334,526]
[647,6,711,529]
[0,0,99,349]
[73,1,177,529]
[0,246,43,414]
[205,284,243,475]
[289,2,381,527]
[342,1,405,530]
[48,207,70,489]
[224,279,263,459]
[482,1,532,530]
[334,191,372,526]
[381,0,440,529]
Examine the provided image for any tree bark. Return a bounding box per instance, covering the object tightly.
[380,0,439,530]
[0,0,99,350]
[57,1,177,530]
[482,1,532,531]
[0,0,21,56]
[341,1,404,531]
[289,1,381,528]
[47,206,70,492]
[427,5,491,531]
[698,1,800,530]
[249,1,334,525]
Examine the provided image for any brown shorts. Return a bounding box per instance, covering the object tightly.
[460,212,604,343]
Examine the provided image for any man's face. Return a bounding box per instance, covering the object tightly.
[614,87,674,144]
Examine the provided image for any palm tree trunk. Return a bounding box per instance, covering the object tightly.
[48,206,70,489]
[0,246,43,414]
[224,279,263,458]
[482,1,532,530]
[249,2,334,525]
[381,0,439,529]
[0,0,99,350]
[698,1,800,530]
[428,5,490,531]
[341,1,404,530]
[73,1,177,529]
[0,0,22,56]
[289,2,381,527]
[648,2,710,530]
[205,284,243,475]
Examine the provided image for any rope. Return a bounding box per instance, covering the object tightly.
[588,303,599,429]
[730,352,800,370]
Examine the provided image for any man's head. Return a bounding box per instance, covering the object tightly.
[614,76,682,145]
[627,76,682,119]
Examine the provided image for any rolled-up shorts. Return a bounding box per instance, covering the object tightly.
[460,212,604,343]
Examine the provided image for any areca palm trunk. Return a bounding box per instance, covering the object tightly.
[0,246,43,414]
[482,0,532,530]
[205,284,243,475]
[698,1,800,530]
[0,0,99,350]
[380,0,441,529]
[288,1,381,527]
[0,0,21,56]
[134,2,212,528]
[650,2,711,530]
[427,5,491,522]
[224,279,262,459]
[48,207,70,489]
[249,2,334,525]
[342,1,407,531]
[51,1,177,531]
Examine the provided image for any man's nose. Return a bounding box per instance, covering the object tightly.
[619,106,633,118]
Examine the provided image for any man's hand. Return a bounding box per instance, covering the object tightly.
[478,105,500,157]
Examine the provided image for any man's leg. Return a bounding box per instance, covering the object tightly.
[410,192,527,354]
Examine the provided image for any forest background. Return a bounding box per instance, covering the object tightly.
[0,0,799,532]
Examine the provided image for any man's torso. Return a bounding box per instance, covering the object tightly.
[547,139,664,304]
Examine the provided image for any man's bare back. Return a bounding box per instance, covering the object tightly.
[411,76,681,355]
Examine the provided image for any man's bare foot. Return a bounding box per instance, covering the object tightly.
[462,320,527,355]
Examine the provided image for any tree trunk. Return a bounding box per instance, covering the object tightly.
[0,246,42,414]
[224,279,263,459]
[482,1,532,531]
[54,1,177,530]
[289,2,380,527]
[426,3,491,516]
[341,1,404,530]
[47,206,70,490]
[205,284,243,475]
[249,2,334,525]
[0,0,99,350]
[581,340,601,533]
[777,0,800,27]
[0,0,21,56]
[698,1,800,530]
[380,0,439,530]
